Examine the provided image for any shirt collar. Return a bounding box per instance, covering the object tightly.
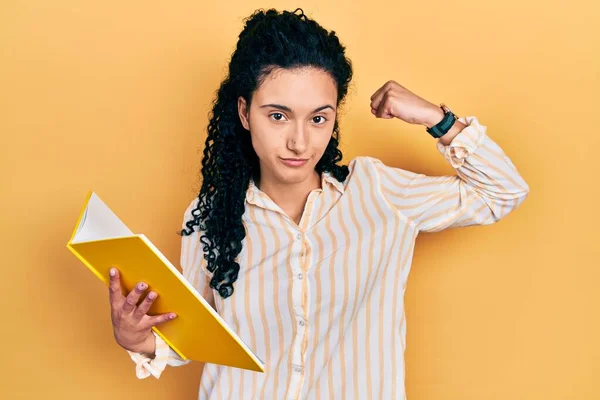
[245,170,344,205]
[321,170,345,194]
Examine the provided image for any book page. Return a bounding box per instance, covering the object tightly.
[71,192,133,243]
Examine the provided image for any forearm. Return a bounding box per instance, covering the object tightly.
[435,115,530,206]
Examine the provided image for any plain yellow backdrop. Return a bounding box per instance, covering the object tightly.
[1,0,598,399]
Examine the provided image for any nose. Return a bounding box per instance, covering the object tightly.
[286,122,308,154]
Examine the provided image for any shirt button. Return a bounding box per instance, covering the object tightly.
[299,320,305,326]
[297,273,303,280]
[296,233,302,240]
[293,367,303,374]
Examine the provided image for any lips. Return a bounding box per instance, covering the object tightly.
[280,157,308,167]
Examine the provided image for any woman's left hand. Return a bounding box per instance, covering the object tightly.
[369,80,444,129]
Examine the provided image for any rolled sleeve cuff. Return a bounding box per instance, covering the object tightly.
[127,332,171,379]
[436,115,487,168]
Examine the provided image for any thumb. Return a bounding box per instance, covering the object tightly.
[375,98,394,119]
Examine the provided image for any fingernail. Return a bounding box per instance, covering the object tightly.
[138,282,146,290]
[109,268,115,276]
[170,314,177,319]
[148,292,156,299]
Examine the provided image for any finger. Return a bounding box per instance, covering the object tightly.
[122,281,147,314]
[370,88,387,112]
[375,93,393,119]
[369,80,395,101]
[133,291,158,319]
[371,83,398,113]
[108,267,124,307]
[144,312,178,329]
[371,107,393,119]
[369,84,385,102]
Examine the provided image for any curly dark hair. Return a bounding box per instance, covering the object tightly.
[178,8,353,299]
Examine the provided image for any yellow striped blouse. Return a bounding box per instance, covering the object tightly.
[127,115,529,399]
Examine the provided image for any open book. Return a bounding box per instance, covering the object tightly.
[66,190,265,373]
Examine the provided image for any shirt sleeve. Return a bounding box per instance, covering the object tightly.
[126,332,190,379]
[374,115,530,233]
[127,197,216,379]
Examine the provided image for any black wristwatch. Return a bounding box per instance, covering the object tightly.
[426,103,458,138]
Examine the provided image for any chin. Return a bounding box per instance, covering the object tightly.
[276,169,310,184]
[276,163,316,182]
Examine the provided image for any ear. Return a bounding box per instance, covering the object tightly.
[237,96,250,130]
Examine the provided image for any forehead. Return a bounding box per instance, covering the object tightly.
[253,67,338,110]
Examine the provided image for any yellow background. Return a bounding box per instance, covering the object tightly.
[2,0,598,398]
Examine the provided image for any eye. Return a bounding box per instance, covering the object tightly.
[269,113,287,122]
[312,115,327,125]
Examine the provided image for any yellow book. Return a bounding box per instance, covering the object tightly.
[66,190,264,373]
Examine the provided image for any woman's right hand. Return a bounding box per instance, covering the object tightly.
[108,267,177,354]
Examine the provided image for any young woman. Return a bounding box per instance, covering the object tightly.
[108,8,529,399]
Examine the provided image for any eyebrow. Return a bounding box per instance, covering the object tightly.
[259,103,335,113]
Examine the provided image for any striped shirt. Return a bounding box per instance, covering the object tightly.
[127,115,529,399]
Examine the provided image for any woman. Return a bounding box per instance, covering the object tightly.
[108,8,529,399]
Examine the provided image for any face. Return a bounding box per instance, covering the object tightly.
[237,66,338,187]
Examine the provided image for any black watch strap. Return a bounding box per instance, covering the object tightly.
[426,105,457,138]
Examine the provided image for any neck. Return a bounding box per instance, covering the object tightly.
[256,169,321,211]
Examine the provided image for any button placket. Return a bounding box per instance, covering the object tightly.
[289,229,305,371]
[289,229,311,398]
[293,365,303,374]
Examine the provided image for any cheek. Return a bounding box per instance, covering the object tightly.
[249,126,279,158]
[252,138,273,160]
[313,130,333,153]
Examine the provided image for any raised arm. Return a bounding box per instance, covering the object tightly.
[373,115,529,232]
